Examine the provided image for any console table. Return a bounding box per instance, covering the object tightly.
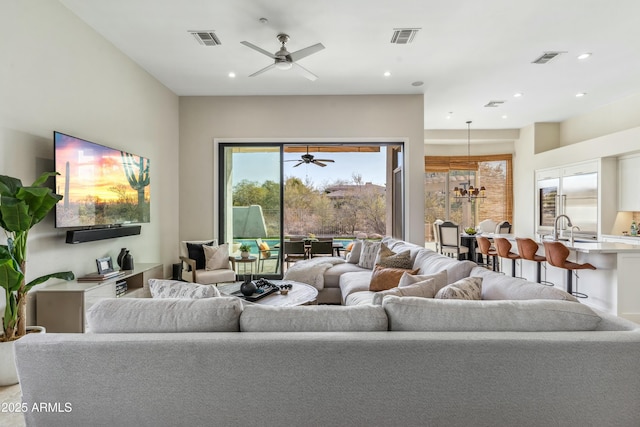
[36,263,163,333]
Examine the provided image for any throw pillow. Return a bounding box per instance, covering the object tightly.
[435,277,482,300]
[371,278,437,305]
[148,279,220,299]
[186,241,214,270]
[346,240,363,264]
[258,241,271,258]
[358,240,381,269]
[369,264,420,291]
[378,248,413,269]
[398,270,448,292]
[203,243,230,270]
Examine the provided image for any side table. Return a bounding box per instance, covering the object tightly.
[234,256,257,274]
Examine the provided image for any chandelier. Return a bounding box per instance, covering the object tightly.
[453,121,486,200]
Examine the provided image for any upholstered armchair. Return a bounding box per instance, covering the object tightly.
[179,239,236,284]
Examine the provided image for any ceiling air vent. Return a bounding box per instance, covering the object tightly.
[390,28,420,44]
[531,51,565,64]
[484,100,505,108]
[189,31,221,46]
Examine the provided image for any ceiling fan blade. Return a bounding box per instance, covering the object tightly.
[289,43,325,62]
[292,62,319,81]
[292,161,304,167]
[312,160,328,167]
[314,159,335,163]
[240,41,276,59]
[249,63,276,77]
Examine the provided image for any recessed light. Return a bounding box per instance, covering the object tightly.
[576,92,586,97]
[228,72,236,78]
[577,52,592,60]
[502,115,508,119]
[446,112,453,119]
[383,71,391,77]
[514,92,523,98]
[411,81,424,87]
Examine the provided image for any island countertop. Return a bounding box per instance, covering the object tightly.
[491,234,640,254]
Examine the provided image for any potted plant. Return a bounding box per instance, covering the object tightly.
[0,172,74,385]
[239,243,251,259]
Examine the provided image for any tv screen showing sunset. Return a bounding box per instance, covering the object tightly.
[54,132,150,227]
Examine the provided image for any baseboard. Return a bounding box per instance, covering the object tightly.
[65,225,142,244]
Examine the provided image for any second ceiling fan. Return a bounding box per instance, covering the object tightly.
[241,33,325,81]
[286,146,335,167]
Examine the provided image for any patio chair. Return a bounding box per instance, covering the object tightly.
[309,240,333,258]
[284,241,307,267]
[255,238,280,273]
[438,221,470,260]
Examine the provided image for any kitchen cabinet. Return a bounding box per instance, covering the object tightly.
[618,155,640,211]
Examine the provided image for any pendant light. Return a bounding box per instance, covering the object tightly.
[453,121,486,200]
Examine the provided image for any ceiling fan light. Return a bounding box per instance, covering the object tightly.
[275,61,293,70]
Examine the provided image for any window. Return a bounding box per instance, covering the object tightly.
[424,154,512,243]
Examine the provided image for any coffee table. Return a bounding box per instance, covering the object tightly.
[217,280,318,306]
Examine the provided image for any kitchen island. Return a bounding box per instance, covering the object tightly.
[491,234,640,322]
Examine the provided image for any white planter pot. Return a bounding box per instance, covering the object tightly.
[241,251,250,259]
[0,326,46,386]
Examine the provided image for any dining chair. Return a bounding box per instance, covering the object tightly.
[438,221,469,260]
[496,220,512,234]
[433,219,444,253]
[477,219,498,234]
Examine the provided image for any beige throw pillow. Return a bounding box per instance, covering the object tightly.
[371,278,437,305]
[435,276,482,300]
[398,270,448,292]
[203,243,230,270]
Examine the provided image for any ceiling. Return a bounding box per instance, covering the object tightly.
[59,0,640,131]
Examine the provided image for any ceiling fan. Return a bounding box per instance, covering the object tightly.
[285,146,335,167]
[241,33,325,81]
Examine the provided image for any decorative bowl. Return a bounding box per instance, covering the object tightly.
[464,228,477,235]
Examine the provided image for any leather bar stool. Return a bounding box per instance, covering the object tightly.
[542,241,595,299]
[493,237,521,277]
[516,237,553,286]
[476,236,498,271]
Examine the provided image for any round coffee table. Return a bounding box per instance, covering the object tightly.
[217,280,318,306]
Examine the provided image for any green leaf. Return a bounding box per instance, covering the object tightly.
[0,197,30,232]
[0,257,24,293]
[25,271,74,292]
[17,187,62,227]
[31,171,58,188]
[0,175,22,197]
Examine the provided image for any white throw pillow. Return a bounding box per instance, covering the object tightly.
[203,243,230,270]
[346,240,363,264]
[371,278,437,305]
[148,279,220,299]
[435,277,482,300]
[358,241,381,270]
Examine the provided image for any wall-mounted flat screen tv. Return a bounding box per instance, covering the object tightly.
[54,131,150,228]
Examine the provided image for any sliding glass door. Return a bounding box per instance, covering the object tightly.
[219,144,282,278]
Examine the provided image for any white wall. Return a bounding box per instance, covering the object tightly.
[0,1,180,321]
[179,95,426,245]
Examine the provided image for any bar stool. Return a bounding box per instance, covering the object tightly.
[476,236,498,271]
[516,237,553,286]
[493,237,521,277]
[542,241,595,299]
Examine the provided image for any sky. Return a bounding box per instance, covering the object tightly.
[232,150,387,188]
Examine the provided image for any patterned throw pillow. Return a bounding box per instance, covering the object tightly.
[398,270,448,292]
[435,277,482,300]
[358,241,381,270]
[258,241,271,258]
[378,247,413,269]
[369,265,420,291]
[203,243,230,270]
[186,241,214,270]
[148,279,220,299]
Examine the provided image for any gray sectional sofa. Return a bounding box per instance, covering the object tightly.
[14,236,640,426]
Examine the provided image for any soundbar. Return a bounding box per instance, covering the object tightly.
[65,225,142,244]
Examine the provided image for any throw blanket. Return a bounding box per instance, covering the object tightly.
[283,257,345,290]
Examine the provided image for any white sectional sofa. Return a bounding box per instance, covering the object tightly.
[15,294,640,426]
[14,235,640,426]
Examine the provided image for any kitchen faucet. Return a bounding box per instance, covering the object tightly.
[553,214,573,241]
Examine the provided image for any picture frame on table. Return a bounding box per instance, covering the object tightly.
[96,256,115,275]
